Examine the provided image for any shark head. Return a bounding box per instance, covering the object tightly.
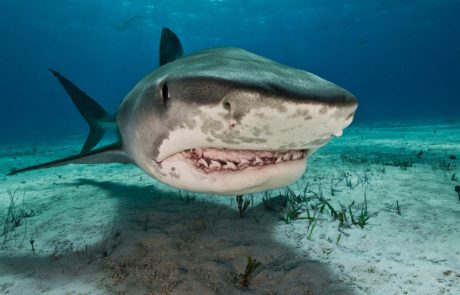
[118,45,357,195]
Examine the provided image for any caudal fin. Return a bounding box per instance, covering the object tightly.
[49,69,116,154]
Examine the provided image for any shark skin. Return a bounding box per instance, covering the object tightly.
[8,28,358,195]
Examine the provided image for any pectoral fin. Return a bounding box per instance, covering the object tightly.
[7,143,130,176]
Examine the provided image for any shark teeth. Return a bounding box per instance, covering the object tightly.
[223,161,237,170]
[183,148,308,173]
[209,160,221,169]
[198,158,208,168]
[292,152,302,160]
[282,153,291,161]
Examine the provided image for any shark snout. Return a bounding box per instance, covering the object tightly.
[205,90,356,154]
[329,90,358,122]
[309,84,358,106]
[220,82,357,130]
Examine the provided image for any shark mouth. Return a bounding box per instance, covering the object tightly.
[180,147,308,173]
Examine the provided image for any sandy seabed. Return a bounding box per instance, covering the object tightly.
[0,122,459,295]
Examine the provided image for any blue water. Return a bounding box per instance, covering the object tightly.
[0,0,459,142]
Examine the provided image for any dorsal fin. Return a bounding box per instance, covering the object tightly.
[159,27,183,66]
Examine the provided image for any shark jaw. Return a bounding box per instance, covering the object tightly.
[181,147,309,173]
[151,147,311,195]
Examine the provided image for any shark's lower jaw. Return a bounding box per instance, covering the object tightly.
[150,147,310,195]
[181,147,308,173]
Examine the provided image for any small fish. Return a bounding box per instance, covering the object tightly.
[111,15,145,32]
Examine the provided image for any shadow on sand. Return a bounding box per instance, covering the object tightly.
[0,179,358,294]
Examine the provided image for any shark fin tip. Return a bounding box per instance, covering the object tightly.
[48,68,58,76]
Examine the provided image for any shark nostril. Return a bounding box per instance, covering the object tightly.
[223,100,237,128]
[223,101,231,112]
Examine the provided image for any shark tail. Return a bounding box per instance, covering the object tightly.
[49,69,116,154]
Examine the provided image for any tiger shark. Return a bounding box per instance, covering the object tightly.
[8,28,358,195]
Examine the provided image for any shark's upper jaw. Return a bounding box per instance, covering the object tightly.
[159,147,309,175]
[181,147,308,173]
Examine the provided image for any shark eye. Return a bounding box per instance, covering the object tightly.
[161,83,169,106]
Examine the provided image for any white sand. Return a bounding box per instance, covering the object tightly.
[0,122,459,294]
